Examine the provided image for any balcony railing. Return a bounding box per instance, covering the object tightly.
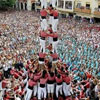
[75,7,91,14]
[94,8,100,16]
[74,8,82,13]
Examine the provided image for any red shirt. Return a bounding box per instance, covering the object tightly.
[48,74,55,81]
[50,53,58,59]
[49,33,58,38]
[34,73,42,81]
[39,53,46,58]
[56,76,63,83]
[49,9,54,15]
[40,31,47,37]
[13,72,19,79]
[48,28,53,33]
[53,10,58,17]
[85,82,90,89]
[2,80,8,88]
[63,76,71,84]
[86,72,92,79]
[28,79,37,87]
[40,9,47,17]
[14,85,19,91]
[40,78,48,84]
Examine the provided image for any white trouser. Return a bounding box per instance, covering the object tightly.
[0,82,2,90]
[39,61,44,64]
[47,84,54,94]
[63,82,72,97]
[24,82,28,92]
[52,40,58,53]
[41,19,48,31]
[25,88,33,100]
[39,37,45,53]
[23,77,28,84]
[50,0,56,8]
[40,0,47,8]
[49,37,53,44]
[56,84,62,98]
[38,86,46,99]
[15,97,21,100]
[49,16,54,25]
[52,18,58,32]
[0,90,3,100]
[33,84,38,96]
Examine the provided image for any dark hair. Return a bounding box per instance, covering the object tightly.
[50,4,52,8]
[66,72,69,76]
[50,72,54,77]
[65,67,68,71]
[57,74,60,78]
[34,69,37,73]
[42,70,47,78]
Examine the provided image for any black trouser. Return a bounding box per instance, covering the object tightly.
[4,70,9,78]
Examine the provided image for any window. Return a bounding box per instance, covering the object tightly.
[86,4,90,9]
[58,0,64,8]
[65,1,72,9]
[98,5,100,11]
[76,3,81,8]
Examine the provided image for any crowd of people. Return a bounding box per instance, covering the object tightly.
[0,1,100,100]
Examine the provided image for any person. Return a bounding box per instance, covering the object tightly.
[40,7,48,31]
[39,30,47,53]
[49,32,58,53]
[40,0,47,9]
[38,70,48,100]
[50,0,57,8]
[95,81,100,100]
[48,25,53,45]
[55,74,63,98]
[38,52,46,65]
[24,73,37,100]
[47,71,55,99]
[33,70,42,97]
[63,72,73,97]
[52,8,59,32]
[47,5,54,25]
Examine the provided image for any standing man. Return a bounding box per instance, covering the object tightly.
[40,0,47,9]
[52,8,59,32]
[50,0,57,8]
[48,32,58,53]
[40,7,48,31]
[47,5,54,25]
[39,30,47,53]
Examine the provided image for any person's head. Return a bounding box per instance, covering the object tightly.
[49,24,52,28]
[66,72,69,76]
[57,74,60,78]
[50,72,54,77]
[42,70,47,78]
[50,4,52,8]
[42,6,45,10]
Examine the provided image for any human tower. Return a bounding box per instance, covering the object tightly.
[39,0,59,70]
[25,1,60,100]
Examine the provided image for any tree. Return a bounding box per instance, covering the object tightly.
[0,0,16,10]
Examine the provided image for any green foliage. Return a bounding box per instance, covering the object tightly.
[0,0,16,10]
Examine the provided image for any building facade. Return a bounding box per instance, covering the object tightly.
[74,0,100,18]
[16,0,35,11]
[16,0,100,19]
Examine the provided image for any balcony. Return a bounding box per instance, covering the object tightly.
[94,8,100,16]
[81,9,91,14]
[75,7,91,14]
[74,8,82,13]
